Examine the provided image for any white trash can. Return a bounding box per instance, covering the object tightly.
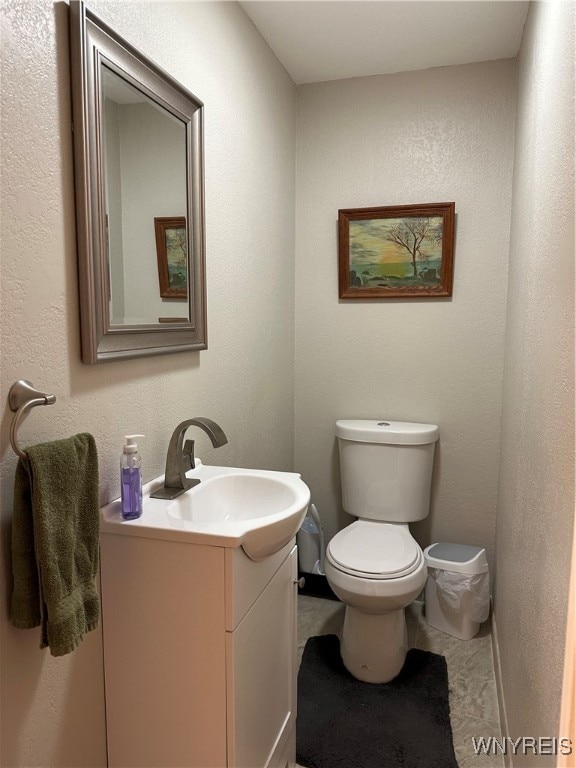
[424,543,490,640]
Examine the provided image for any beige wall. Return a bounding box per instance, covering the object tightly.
[494,1,575,761]
[294,60,518,564]
[0,1,296,765]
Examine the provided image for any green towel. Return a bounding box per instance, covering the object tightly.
[11,433,100,656]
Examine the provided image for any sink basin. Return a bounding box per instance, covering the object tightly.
[168,473,301,523]
[167,471,308,559]
[100,461,310,561]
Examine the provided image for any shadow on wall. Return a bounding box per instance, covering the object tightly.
[0,401,106,766]
[1,451,16,617]
[330,437,351,533]
[0,465,106,766]
[412,439,442,549]
[0,621,106,767]
[54,632,107,766]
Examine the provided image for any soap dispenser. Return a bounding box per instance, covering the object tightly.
[121,434,144,520]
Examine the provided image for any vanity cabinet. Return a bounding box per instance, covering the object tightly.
[100,533,298,768]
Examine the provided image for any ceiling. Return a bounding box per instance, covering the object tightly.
[239,1,529,85]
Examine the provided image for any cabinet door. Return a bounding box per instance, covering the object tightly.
[101,535,227,768]
[227,547,297,768]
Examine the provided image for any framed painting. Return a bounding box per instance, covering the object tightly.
[154,217,188,298]
[338,202,455,298]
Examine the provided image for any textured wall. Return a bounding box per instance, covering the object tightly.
[294,60,517,563]
[494,1,575,761]
[0,1,296,765]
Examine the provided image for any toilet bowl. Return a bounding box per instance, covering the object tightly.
[325,419,438,684]
[325,521,427,683]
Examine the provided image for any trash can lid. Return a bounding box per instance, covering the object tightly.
[424,542,489,574]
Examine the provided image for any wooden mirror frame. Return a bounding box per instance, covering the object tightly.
[69,0,207,363]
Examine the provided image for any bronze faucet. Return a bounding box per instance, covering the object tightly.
[151,418,228,500]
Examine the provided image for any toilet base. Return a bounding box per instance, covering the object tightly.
[340,605,408,684]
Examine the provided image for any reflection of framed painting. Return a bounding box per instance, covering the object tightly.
[338,202,455,298]
[154,217,188,298]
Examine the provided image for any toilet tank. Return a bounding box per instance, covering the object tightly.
[336,420,439,522]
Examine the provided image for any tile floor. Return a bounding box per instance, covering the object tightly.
[297,595,503,768]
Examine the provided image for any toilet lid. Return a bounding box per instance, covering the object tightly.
[327,521,421,579]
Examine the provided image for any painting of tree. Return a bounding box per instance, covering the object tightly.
[338,203,455,298]
[384,217,443,278]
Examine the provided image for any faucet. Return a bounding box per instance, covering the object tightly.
[151,418,228,500]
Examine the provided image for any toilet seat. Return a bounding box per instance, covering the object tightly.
[327,521,422,580]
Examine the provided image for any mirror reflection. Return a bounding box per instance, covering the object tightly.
[102,66,189,325]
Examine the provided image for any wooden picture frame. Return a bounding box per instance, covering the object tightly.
[338,202,455,298]
[154,217,188,298]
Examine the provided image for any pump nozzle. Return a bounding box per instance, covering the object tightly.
[123,434,145,453]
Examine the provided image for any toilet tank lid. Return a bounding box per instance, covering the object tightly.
[336,420,439,445]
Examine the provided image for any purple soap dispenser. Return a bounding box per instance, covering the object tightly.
[121,434,144,520]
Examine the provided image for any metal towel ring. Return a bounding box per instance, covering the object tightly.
[8,380,56,460]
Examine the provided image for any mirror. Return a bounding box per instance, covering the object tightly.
[70,1,206,363]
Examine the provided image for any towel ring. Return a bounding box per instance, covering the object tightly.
[8,380,56,460]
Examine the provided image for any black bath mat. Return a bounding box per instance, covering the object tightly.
[296,635,458,768]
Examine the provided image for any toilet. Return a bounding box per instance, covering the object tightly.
[325,419,439,684]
